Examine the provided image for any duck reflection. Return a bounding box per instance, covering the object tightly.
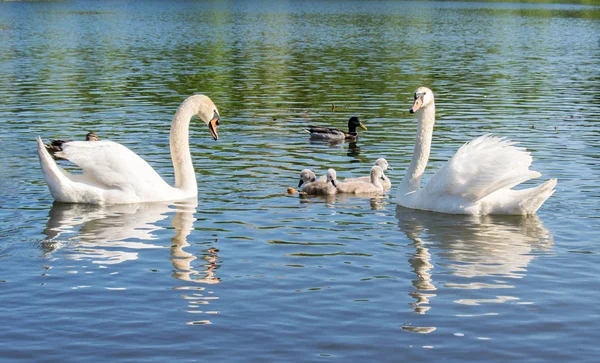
[308,138,363,160]
[395,206,553,320]
[347,141,361,158]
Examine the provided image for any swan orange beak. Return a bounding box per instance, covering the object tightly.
[410,97,423,114]
[208,114,219,140]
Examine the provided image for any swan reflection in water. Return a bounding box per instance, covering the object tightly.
[395,206,553,333]
[42,199,219,280]
[43,202,172,264]
[41,199,220,323]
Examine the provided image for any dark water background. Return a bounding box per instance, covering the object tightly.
[1,1,599,361]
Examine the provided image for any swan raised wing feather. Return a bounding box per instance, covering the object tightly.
[57,140,172,194]
[424,134,541,202]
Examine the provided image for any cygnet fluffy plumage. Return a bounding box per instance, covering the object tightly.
[343,158,392,190]
[298,168,337,195]
[336,166,385,194]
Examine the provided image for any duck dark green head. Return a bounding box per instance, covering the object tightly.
[347,117,367,133]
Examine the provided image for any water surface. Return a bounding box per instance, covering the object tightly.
[1,1,599,362]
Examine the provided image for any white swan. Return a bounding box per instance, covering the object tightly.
[336,166,385,194]
[343,158,392,191]
[37,94,220,204]
[298,169,337,195]
[396,87,556,215]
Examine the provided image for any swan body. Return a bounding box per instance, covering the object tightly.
[336,166,385,194]
[344,158,392,191]
[396,87,556,215]
[306,117,367,141]
[37,94,220,205]
[298,169,337,195]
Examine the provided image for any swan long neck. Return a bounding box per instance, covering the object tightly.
[170,100,197,194]
[399,103,435,194]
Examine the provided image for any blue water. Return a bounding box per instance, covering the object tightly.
[1,0,599,361]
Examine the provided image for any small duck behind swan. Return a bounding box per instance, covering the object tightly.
[45,132,100,156]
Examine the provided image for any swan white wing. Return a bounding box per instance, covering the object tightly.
[57,140,171,192]
[424,134,541,202]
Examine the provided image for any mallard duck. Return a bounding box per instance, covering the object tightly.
[45,132,100,155]
[306,116,367,141]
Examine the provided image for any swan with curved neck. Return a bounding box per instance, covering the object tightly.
[37,94,220,204]
[397,87,556,215]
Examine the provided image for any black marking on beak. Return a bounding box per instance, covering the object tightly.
[410,93,425,114]
[208,111,220,141]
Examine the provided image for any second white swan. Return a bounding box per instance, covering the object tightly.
[37,94,220,205]
[396,87,556,215]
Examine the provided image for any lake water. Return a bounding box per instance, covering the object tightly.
[1,0,599,361]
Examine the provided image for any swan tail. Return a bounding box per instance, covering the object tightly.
[472,170,541,203]
[482,178,557,215]
[518,178,557,215]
